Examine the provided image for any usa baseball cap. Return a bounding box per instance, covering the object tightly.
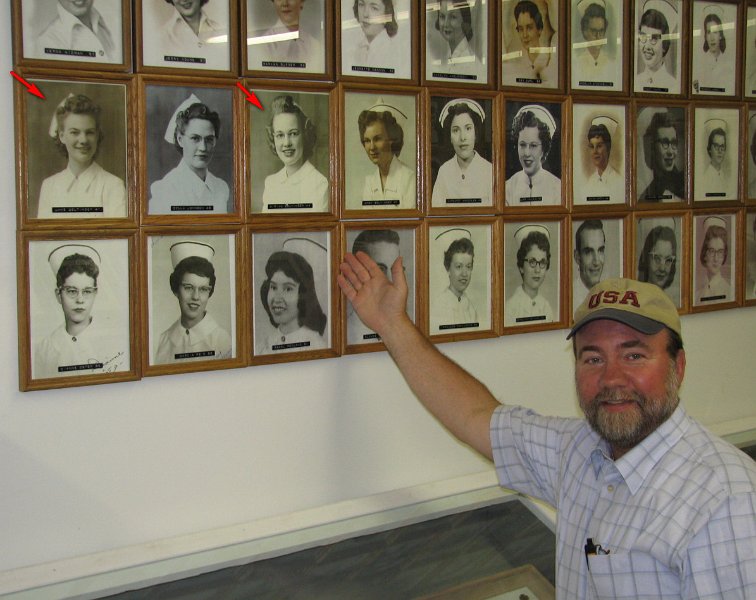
[567,278,681,339]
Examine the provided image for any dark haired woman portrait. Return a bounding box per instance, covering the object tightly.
[427,0,485,81]
[505,225,554,325]
[692,6,734,95]
[431,232,477,330]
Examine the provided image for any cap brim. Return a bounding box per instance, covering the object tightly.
[567,308,666,339]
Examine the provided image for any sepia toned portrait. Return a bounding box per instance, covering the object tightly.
[430,95,493,208]
[746,5,756,98]
[252,231,331,355]
[501,0,559,89]
[635,215,682,308]
[145,84,234,215]
[571,103,626,206]
[505,101,562,206]
[24,78,128,220]
[746,211,756,301]
[693,107,739,202]
[691,1,737,96]
[633,0,681,95]
[249,89,331,214]
[27,238,131,380]
[570,0,623,92]
[692,213,735,306]
[636,105,686,204]
[748,112,756,200]
[425,0,488,85]
[148,234,236,366]
[571,217,623,310]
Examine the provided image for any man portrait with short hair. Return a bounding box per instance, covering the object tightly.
[572,219,605,308]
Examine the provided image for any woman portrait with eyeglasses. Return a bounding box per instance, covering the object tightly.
[636,219,680,307]
[633,0,680,95]
[695,216,732,305]
[505,223,556,327]
[637,106,685,203]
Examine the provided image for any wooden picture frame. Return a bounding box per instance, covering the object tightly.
[746,107,756,202]
[744,3,756,99]
[633,0,685,96]
[690,0,740,98]
[692,103,741,204]
[691,209,740,311]
[18,229,139,390]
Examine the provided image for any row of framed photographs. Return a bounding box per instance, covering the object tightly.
[15,73,756,228]
[13,0,756,98]
[18,209,756,390]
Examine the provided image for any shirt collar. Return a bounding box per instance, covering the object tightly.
[168,312,219,345]
[56,3,109,37]
[61,162,103,192]
[177,159,223,193]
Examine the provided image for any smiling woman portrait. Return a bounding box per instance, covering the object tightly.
[505,224,555,326]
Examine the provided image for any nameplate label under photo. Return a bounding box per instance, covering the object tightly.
[266,203,314,210]
[516,77,542,84]
[352,66,394,74]
[705,192,726,198]
[586,196,610,202]
[439,322,479,330]
[165,55,207,64]
[644,86,669,93]
[58,362,104,373]
[262,60,306,69]
[751,89,756,95]
[700,294,726,302]
[45,47,96,58]
[171,205,214,211]
[174,350,215,360]
[51,206,103,213]
[515,315,546,323]
[646,194,673,202]
[446,198,482,204]
[519,196,543,203]
[432,72,477,81]
[579,81,613,88]
[272,341,310,351]
[699,86,724,93]
[361,333,380,341]
[363,199,399,206]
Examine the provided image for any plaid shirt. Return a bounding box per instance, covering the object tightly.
[491,404,756,599]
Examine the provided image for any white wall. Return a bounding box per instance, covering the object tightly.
[2,11,755,595]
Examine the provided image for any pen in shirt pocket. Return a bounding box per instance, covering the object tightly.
[585,537,611,567]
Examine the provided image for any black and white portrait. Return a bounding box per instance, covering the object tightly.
[428,224,491,334]
[425,0,488,85]
[141,0,231,72]
[746,211,756,301]
[693,107,739,202]
[745,6,756,98]
[501,0,559,88]
[21,0,124,64]
[571,217,623,310]
[633,0,681,95]
[345,227,416,345]
[430,96,493,208]
[505,101,562,206]
[28,238,131,380]
[693,213,735,306]
[148,234,235,365]
[635,215,682,308]
[24,78,128,220]
[145,84,234,215]
[252,232,331,355]
[570,0,623,91]
[572,103,626,205]
[636,105,686,203]
[343,91,418,211]
[749,112,756,200]
[340,0,413,80]
[504,221,560,327]
[691,1,737,96]
[249,90,330,214]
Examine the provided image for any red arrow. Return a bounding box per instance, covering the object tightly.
[10,71,44,99]
[236,82,263,110]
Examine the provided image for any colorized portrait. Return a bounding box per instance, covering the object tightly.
[693,214,735,306]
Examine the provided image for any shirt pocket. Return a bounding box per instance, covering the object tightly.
[587,551,680,599]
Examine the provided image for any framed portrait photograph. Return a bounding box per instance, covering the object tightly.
[693,105,739,203]
[14,0,130,70]
[427,219,496,339]
[746,210,756,303]
[342,87,420,216]
[504,99,563,208]
[141,79,239,220]
[748,110,756,201]
[145,229,241,373]
[18,75,132,225]
[692,211,738,309]
[570,214,626,315]
[570,0,625,92]
[745,5,756,98]
[20,231,138,390]
[342,220,420,351]
[503,217,564,331]
[251,226,336,362]
[428,93,499,213]
[247,86,334,217]
[690,0,738,97]
[635,103,687,205]
[137,0,237,74]
[633,0,683,95]
[244,0,331,79]
[571,102,627,206]
[633,212,688,311]
[500,0,560,90]
[338,0,416,82]
[423,0,491,87]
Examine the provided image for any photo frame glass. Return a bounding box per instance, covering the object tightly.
[249,89,331,215]
[429,94,494,208]
[633,0,682,95]
[571,102,626,206]
[745,6,756,98]
[252,230,332,355]
[501,0,559,89]
[571,217,624,311]
[28,237,131,380]
[634,214,683,308]
[635,104,686,204]
[693,106,739,202]
[690,0,737,96]
[746,211,756,301]
[425,0,489,85]
[503,220,561,327]
[428,223,492,334]
[147,233,237,366]
[246,0,326,74]
[748,110,756,201]
[692,213,736,306]
[570,0,624,92]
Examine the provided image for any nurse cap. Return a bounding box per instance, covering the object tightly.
[48,244,101,274]
[590,115,618,139]
[170,240,215,268]
[434,227,472,245]
[702,215,726,232]
[514,224,550,247]
[513,104,556,137]
[164,94,202,144]
[438,98,486,127]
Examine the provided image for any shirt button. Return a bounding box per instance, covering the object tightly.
[607,485,614,492]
